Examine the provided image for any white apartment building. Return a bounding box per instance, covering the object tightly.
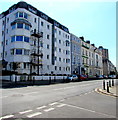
[0,1,71,75]
[70,33,82,74]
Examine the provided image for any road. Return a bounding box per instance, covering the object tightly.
[0,79,117,119]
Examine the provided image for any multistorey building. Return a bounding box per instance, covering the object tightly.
[70,33,82,74]
[98,46,117,75]
[80,37,90,75]
[0,1,71,75]
[79,37,103,76]
[98,46,109,75]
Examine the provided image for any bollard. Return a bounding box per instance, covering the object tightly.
[109,80,111,87]
[107,82,110,93]
[112,79,114,86]
[103,80,105,90]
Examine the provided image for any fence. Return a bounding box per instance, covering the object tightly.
[1,75,68,82]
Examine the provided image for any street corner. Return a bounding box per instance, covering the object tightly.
[95,87,118,98]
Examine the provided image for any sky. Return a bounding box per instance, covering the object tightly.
[0,0,117,67]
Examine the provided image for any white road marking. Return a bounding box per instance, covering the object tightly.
[27,112,42,118]
[66,104,115,118]
[57,104,66,107]
[44,108,55,112]
[19,110,33,114]
[49,102,58,106]
[37,106,47,110]
[0,115,14,120]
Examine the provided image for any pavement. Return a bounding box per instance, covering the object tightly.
[95,85,118,97]
[1,79,117,119]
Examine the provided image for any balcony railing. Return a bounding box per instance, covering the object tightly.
[31,30,43,38]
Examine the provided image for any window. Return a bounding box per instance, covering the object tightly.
[59,67,61,71]
[59,57,61,62]
[16,36,23,41]
[59,48,61,52]
[47,65,49,69]
[24,49,30,55]
[24,13,28,19]
[66,50,70,55]
[55,29,57,33]
[41,21,43,26]
[11,36,15,42]
[12,24,16,29]
[7,18,9,23]
[17,23,23,28]
[6,40,8,45]
[40,42,43,47]
[25,24,30,30]
[16,12,18,18]
[47,55,49,59]
[66,41,70,46]
[2,31,4,36]
[55,66,57,70]
[47,44,49,49]
[59,31,61,35]
[24,37,29,42]
[59,40,61,44]
[47,35,49,39]
[5,51,7,57]
[16,49,22,55]
[34,18,37,23]
[47,25,49,29]
[65,34,67,38]
[19,12,23,17]
[63,58,65,63]
[41,32,43,38]
[11,49,14,55]
[2,20,4,25]
[66,59,70,63]
[7,29,8,34]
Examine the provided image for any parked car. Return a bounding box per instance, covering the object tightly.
[79,74,87,81]
[108,75,116,78]
[103,75,108,78]
[98,75,104,78]
[67,75,78,82]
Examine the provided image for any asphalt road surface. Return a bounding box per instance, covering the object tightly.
[0,79,117,119]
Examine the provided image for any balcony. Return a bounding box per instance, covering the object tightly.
[31,52,43,57]
[31,30,43,38]
[82,55,88,59]
[30,59,42,66]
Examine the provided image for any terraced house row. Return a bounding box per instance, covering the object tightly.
[0,1,116,77]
